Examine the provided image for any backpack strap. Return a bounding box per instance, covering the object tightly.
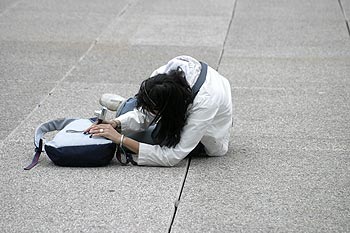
[115,146,138,166]
[24,138,43,170]
[191,61,208,98]
[24,118,77,170]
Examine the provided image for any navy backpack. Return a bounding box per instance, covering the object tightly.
[24,118,116,170]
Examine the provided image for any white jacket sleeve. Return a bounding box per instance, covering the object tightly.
[116,109,154,135]
[137,95,219,166]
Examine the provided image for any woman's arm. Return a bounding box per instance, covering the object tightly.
[88,123,140,154]
[116,108,154,134]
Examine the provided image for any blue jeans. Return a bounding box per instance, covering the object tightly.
[116,97,157,145]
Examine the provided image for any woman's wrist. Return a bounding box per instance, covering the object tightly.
[120,134,125,147]
[111,119,121,132]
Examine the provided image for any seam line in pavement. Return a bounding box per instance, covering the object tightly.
[217,0,238,70]
[167,1,238,230]
[4,1,135,144]
[167,158,191,233]
[337,0,350,36]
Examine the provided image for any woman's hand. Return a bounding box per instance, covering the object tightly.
[84,120,118,134]
[88,123,122,144]
[84,120,139,154]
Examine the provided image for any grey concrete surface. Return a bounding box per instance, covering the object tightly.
[1,0,349,232]
[66,44,220,84]
[171,0,350,232]
[1,142,187,232]
[340,0,350,22]
[225,0,350,58]
[172,149,350,232]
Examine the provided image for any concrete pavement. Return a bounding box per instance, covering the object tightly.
[1,0,349,232]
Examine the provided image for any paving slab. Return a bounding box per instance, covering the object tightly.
[100,15,229,47]
[233,135,350,153]
[16,0,130,15]
[66,44,221,84]
[130,0,234,17]
[99,0,234,48]
[225,17,350,58]
[0,80,54,141]
[0,10,115,42]
[232,86,350,139]
[0,142,187,233]
[0,40,95,143]
[172,148,350,232]
[0,40,93,142]
[1,40,91,82]
[0,0,132,42]
[219,56,350,88]
[234,0,344,20]
[225,0,350,58]
[218,55,350,140]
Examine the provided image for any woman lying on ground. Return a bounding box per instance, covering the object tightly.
[85,55,232,167]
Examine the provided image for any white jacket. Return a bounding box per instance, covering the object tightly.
[117,55,232,166]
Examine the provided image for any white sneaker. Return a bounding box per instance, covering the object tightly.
[99,93,126,111]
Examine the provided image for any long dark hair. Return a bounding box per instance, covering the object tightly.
[136,68,193,147]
